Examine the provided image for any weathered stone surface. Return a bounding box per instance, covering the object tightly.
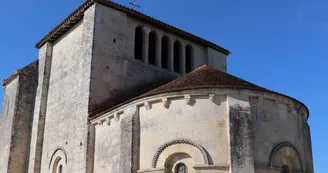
[28,42,53,173]
[0,1,313,173]
[0,78,19,173]
[0,61,38,173]
[229,103,255,173]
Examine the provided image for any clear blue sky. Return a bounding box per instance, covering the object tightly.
[0,0,326,172]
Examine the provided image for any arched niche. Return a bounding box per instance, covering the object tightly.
[269,142,303,172]
[152,139,209,168]
[49,148,68,173]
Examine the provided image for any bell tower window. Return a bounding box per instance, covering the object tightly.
[134,26,143,60]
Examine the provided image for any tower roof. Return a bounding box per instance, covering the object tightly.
[89,65,309,119]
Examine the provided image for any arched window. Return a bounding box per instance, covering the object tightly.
[134,26,143,60]
[49,149,67,173]
[185,45,193,73]
[148,31,156,65]
[161,36,169,69]
[281,165,290,173]
[52,157,62,173]
[174,41,181,73]
[175,163,187,173]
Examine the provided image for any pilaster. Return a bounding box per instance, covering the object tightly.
[229,102,255,173]
[119,106,139,173]
[28,42,53,173]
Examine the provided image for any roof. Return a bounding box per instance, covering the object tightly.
[89,65,309,119]
[2,60,39,86]
[2,70,20,86]
[35,0,230,55]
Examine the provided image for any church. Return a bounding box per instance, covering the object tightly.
[0,0,314,173]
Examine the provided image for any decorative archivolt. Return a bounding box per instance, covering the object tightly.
[49,148,68,173]
[269,142,304,172]
[152,138,209,168]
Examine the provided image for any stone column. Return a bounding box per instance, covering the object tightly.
[142,27,151,64]
[180,41,186,75]
[168,38,174,72]
[155,32,162,68]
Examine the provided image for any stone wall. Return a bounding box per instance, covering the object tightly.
[0,61,38,173]
[28,42,53,173]
[249,96,312,173]
[91,88,312,173]
[0,78,19,173]
[8,62,38,173]
[227,92,312,173]
[207,47,227,72]
[138,94,229,171]
[94,115,122,172]
[38,4,95,173]
[228,94,255,173]
[88,3,227,113]
[91,90,230,173]
[89,3,178,113]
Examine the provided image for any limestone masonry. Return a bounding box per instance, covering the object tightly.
[0,0,313,173]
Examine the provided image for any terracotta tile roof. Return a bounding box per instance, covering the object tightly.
[89,65,309,119]
[35,0,230,55]
[2,70,20,86]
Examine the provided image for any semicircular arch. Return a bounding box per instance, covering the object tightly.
[152,138,209,168]
[269,142,303,172]
[49,148,68,172]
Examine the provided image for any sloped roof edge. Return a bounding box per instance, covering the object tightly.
[35,0,230,55]
[2,60,39,86]
[89,65,309,120]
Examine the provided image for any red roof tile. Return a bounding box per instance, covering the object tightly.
[35,0,230,55]
[89,65,309,119]
[2,70,20,86]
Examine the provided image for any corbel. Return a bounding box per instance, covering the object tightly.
[114,112,120,122]
[144,101,151,110]
[209,94,215,102]
[184,94,191,105]
[287,104,293,113]
[162,98,169,109]
[105,117,111,126]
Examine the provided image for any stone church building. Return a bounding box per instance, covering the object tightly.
[0,0,313,173]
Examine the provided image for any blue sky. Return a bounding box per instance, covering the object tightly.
[0,0,327,172]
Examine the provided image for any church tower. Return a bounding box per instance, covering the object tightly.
[0,0,313,173]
